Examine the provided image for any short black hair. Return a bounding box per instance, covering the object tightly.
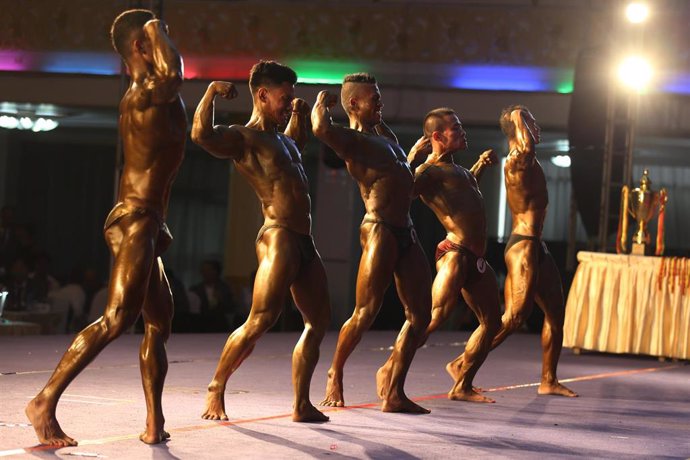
[110,9,155,57]
[423,107,456,138]
[248,60,297,94]
[499,104,528,141]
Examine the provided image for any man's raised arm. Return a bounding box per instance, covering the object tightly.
[511,109,535,155]
[469,149,497,182]
[191,81,244,160]
[143,19,183,104]
[311,90,358,159]
[284,98,311,151]
[407,135,432,172]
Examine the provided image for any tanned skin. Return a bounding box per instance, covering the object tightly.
[493,108,577,397]
[191,77,331,423]
[312,84,432,414]
[379,112,501,402]
[26,15,185,446]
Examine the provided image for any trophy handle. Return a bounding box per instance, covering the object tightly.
[655,188,668,256]
[616,185,630,254]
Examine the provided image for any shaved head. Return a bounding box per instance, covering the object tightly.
[110,9,154,58]
[341,73,377,114]
[423,107,456,138]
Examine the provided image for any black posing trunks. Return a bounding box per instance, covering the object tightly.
[504,233,549,264]
[361,218,418,253]
[256,224,317,265]
[103,202,173,255]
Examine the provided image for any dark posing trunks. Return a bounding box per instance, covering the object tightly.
[504,233,549,264]
[103,202,173,255]
[256,224,317,265]
[361,218,418,253]
[435,238,487,285]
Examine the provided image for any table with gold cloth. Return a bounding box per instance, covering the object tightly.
[564,251,690,360]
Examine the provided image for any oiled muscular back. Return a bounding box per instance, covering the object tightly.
[118,90,187,216]
[504,151,548,235]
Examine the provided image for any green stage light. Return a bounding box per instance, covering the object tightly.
[556,81,574,94]
[290,60,367,85]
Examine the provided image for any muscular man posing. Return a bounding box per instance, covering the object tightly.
[312,74,431,413]
[494,105,577,397]
[26,9,186,446]
[191,61,330,423]
[392,108,501,402]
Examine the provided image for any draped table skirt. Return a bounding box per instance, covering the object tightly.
[564,251,690,360]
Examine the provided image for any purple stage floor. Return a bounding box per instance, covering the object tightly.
[1,331,689,459]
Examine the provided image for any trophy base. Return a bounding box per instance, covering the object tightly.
[631,243,650,256]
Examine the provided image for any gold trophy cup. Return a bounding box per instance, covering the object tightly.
[616,170,668,255]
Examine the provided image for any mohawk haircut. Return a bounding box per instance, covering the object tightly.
[342,73,377,85]
[248,60,297,94]
[341,73,378,114]
[423,107,456,138]
[499,104,529,141]
[110,9,154,57]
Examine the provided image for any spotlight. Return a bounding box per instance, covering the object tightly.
[0,114,59,132]
[551,155,572,168]
[0,115,19,129]
[625,2,649,23]
[0,102,62,132]
[618,56,652,92]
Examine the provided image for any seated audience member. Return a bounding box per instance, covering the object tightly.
[49,268,87,332]
[190,260,236,332]
[0,205,19,279]
[30,252,60,302]
[5,257,33,311]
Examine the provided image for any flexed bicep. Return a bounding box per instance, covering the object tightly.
[192,82,244,160]
[142,19,183,105]
[510,109,535,155]
[311,90,359,159]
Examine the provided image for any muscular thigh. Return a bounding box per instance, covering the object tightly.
[535,251,565,322]
[504,240,539,314]
[355,224,398,305]
[251,228,301,317]
[394,241,432,316]
[432,252,465,308]
[462,263,501,324]
[102,215,160,320]
[291,253,330,326]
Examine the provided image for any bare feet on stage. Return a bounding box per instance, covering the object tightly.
[25,396,78,447]
[445,359,462,382]
[382,394,431,414]
[376,365,390,399]
[445,360,482,392]
[448,388,495,403]
[139,429,170,444]
[293,401,330,423]
[202,388,229,420]
[139,411,169,444]
[320,370,345,407]
[538,381,578,397]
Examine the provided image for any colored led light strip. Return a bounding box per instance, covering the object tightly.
[3,51,690,96]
